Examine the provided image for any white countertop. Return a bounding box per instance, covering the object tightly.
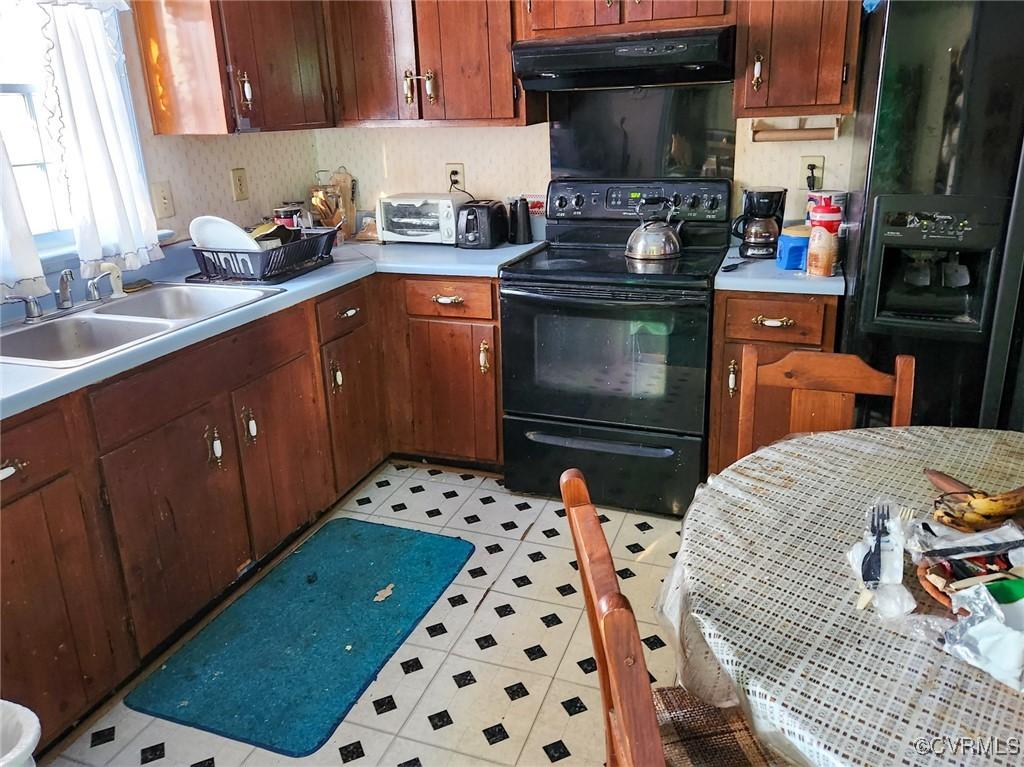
[714,246,846,295]
[0,241,542,418]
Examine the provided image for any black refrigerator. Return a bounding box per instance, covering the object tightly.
[841,0,1024,430]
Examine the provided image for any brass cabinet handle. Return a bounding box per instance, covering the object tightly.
[752,53,764,92]
[403,69,437,105]
[431,294,464,305]
[479,340,490,374]
[751,314,795,328]
[0,458,29,481]
[606,0,615,6]
[335,306,360,320]
[237,70,254,111]
[205,425,224,469]
[329,360,344,394]
[240,406,258,445]
[727,359,738,398]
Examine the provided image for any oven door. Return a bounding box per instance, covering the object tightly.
[500,283,710,434]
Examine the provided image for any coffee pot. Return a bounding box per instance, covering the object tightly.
[731,187,787,258]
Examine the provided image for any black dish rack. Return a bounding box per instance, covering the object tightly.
[187,229,337,285]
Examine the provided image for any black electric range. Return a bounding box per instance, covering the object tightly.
[499,178,731,515]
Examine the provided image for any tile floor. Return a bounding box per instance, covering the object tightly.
[52,461,684,767]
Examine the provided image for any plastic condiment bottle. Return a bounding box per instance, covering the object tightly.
[806,196,842,277]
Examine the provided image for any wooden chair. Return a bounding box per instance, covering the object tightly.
[736,346,915,462]
[560,468,772,767]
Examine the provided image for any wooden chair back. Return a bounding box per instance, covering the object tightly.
[560,469,665,767]
[736,346,915,461]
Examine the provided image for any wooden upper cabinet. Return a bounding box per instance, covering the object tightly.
[329,0,519,124]
[132,0,332,134]
[735,0,861,117]
[521,0,733,38]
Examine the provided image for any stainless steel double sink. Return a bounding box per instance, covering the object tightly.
[0,283,281,368]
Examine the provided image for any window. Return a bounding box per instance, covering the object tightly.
[0,1,144,255]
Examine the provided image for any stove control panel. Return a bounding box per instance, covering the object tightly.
[547,179,731,222]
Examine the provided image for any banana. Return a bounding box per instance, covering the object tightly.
[932,482,1024,532]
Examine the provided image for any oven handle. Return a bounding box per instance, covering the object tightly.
[526,431,676,458]
[500,287,708,309]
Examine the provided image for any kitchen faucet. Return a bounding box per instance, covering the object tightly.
[3,294,44,323]
[86,261,127,301]
[56,269,75,309]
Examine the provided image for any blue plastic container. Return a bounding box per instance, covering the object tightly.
[776,231,809,270]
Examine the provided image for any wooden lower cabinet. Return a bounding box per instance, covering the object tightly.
[101,396,253,657]
[232,353,335,558]
[1,474,120,743]
[409,319,499,462]
[322,324,386,492]
[708,290,838,473]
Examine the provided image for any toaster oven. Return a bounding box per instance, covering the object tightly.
[377,192,472,244]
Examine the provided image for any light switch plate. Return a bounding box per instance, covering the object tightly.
[800,155,825,191]
[231,168,249,202]
[150,181,175,219]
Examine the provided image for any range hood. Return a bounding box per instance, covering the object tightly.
[513,27,734,91]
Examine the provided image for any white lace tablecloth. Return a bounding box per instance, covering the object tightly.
[656,427,1024,767]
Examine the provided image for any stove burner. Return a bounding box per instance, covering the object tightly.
[542,258,590,269]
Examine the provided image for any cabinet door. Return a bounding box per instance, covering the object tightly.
[409,319,498,462]
[330,0,418,120]
[1,475,99,743]
[528,1,620,30]
[232,354,334,559]
[736,0,859,116]
[102,397,252,657]
[322,324,386,493]
[220,1,333,130]
[415,0,515,120]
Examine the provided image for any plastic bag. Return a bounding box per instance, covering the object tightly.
[945,581,1024,692]
[845,498,917,621]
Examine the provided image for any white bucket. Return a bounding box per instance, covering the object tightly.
[0,701,40,767]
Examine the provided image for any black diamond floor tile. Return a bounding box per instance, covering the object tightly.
[542,528,560,538]
[485,542,504,554]
[540,612,562,628]
[577,656,598,674]
[513,575,532,588]
[90,726,116,748]
[425,623,448,637]
[642,634,667,650]
[140,743,165,764]
[355,497,372,506]
[598,514,610,523]
[190,759,214,767]
[452,670,477,688]
[409,484,425,493]
[515,501,532,511]
[561,696,588,716]
[459,473,475,481]
[391,502,408,512]
[626,542,645,554]
[505,682,530,700]
[425,508,442,518]
[443,490,459,500]
[373,695,397,715]
[448,593,468,607]
[468,567,487,579]
[482,723,510,745]
[523,644,547,661]
[556,583,577,596]
[554,507,567,518]
[494,603,516,618]
[501,521,519,531]
[401,657,424,674]
[428,710,454,730]
[397,759,422,767]
[543,740,572,762]
[616,567,636,579]
[480,496,496,505]
[635,521,654,531]
[427,469,442,476]
[476,634,498,650]
[527,551,547,562]
[339,741,365,763]
[375,479,391,488]
[464,514,481,524]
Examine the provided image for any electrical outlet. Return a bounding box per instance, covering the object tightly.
[445,162,465,191]
[800,155,825,191]
[231,168,249,202]
[150,181,175,219]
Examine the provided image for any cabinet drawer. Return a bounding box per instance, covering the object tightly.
[1,410,73,497]
[404,279,493,320]
[723,296,825,346]
[316,282,368,342]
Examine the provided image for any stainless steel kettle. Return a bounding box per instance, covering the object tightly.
[625,197,682,259]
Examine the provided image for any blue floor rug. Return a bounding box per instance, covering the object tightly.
[125,518,474,756]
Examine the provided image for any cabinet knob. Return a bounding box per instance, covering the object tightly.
[241,407,258,445]
[727,359,738,398]
[330,361,344,394]
[205,425,224,469]
[237,70,254,111]
[335,306,360,320]
[431,294,464,305]
[0,458,28,481]
[752,53,764,92]
[751,314,795,328]
[479,339,491,375]
[403,69,438,106]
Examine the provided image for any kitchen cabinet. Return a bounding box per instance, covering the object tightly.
[520,0,733,39]
[708,290,839,473]
[734,0,861,117]
[329,0,526,125]
[101,396,253,657]
[1,400,136,745]
[132,0,332,134]
[232,354,335,560]
[409,319,499,463]
[322,324,386,492]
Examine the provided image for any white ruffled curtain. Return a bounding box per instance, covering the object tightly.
[38,0,163,277]
[0,133,49,300]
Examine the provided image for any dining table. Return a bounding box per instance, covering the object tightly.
[656,426,1024,767]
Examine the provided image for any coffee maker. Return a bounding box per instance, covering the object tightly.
[731,187,787,257]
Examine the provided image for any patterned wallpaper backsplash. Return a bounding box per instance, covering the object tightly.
[312,124,552,210]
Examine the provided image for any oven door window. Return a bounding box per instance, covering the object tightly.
[501,288,709,434]
[381,201,440,237]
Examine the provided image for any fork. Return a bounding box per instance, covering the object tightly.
[861,505,889,590]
